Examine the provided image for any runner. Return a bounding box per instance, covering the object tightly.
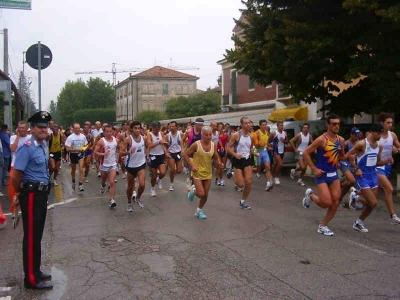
[117,121,130,179]
[83,123,94,183]
[270,121,288,185]
[94,124,118,208]
[338,127,360,204]
[147,121,168,197]
[227,117,259,210]
[301,114,347,236]
[48,124,64,186]
[120,121,147,211]
[182,118,204,190]
[289,123,313,186]
[346,123,390,232]
[9,121,31,214]
[183,126,223,219]
[165,121,183,191]
[256,119,273,191]
[65,123,88,192]
[376,113,400,224]
[216,122,228,186]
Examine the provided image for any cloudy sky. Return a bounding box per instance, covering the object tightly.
[0,0,243,111]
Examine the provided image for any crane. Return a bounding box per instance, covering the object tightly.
[75,63,200,86]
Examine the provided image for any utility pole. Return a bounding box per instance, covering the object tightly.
[3,28,12,131]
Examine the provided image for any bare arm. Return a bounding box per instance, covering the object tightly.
[303,136,325,177]
[289,133,301,153]
[94,139,107,157]
[182,142,198,171]
[226,132,240,159]
[119,136,132,157]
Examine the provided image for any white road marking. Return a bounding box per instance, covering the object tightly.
[346,239,387,255]
[0,287,11,292]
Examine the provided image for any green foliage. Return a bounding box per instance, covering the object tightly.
[85,77,115,108]
[165,92,220,119]
[225,0,400,117]
[135,110,168,126]
[73,108,116,125]
[48,100,60,124]
[56,77,115,127]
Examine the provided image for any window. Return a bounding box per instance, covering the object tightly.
[163,84,169,95]
[249,80,255,90]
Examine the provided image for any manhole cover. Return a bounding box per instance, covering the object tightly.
[101,236,131,248]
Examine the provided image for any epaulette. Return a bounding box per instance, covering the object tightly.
[25,141,32,146]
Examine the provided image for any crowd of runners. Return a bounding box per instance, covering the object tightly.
[6,113,400,236]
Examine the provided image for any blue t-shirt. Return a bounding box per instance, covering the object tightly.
[14,136,49,184]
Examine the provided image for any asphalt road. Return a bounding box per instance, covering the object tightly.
[0,164,399,300]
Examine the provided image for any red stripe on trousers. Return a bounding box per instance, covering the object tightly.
[28,192,37,286]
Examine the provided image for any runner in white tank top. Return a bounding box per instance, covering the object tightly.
[289,123,313,185]
[165,121,183,191]
[270,121,289,185]
[120,121,149,212]
[227,117,259,210]
[375,114,400,224]
[147,122,168,197]
[94,125,118,208]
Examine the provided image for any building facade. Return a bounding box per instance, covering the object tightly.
[115,66,198,121]
[217,16,322,122]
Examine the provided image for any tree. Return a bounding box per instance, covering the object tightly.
[57,79,88,126]
[56,77,116,127]
[225,0,400,117]
[73,108,116,125]
[135,110,168,126]
[165,92,221,119]
[17,71,36,118]
[85,77,115,108]
[48,100,60,124]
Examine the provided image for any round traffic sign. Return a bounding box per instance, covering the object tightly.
[26,43,53,70]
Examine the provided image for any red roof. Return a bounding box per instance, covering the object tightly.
[132,66,198,79]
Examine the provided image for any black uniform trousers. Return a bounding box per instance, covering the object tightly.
[20,188,48,286]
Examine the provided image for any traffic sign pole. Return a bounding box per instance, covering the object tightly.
[38,41,42,111]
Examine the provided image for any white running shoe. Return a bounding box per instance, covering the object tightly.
[151,188,156,197]
[265,182,273,191]
[353,221,369,233]
[297,179,306,186]
[256,173,261,178]
[78,185,84,192]
[348,191,357,210]
[100,185,106,194]
[97,172,101,178]
[84,177,89,183]
[53,180,58,186]
[127,203,134,212]
[122,172,126,179]
[169,184,174,191]
[132,190,137,200]
[350,187,357,194]
[158,179,162,190]
[220,179,225,186]
[109,199,117,208]
[317,225,334,236]
[290,169,296,180]
[274,177,281,185]
[390,214,400,225]
[136,198,144,209]
[302,188,313,208]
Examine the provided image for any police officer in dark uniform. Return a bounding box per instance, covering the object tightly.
[12,111,53,290]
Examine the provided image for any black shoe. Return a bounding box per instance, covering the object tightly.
[25,280,53,290]
[40,271,52,281]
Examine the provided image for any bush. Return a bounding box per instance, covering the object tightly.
[73,108,116,126]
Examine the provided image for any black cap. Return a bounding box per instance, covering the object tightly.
[195,117,204,124]
[370,123,384,133]
[28,111,52,127]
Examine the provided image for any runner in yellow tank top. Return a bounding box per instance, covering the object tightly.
[183,126,223,219]
[48,124,65,186]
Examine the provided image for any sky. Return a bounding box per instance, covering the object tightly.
[0,0,244,112]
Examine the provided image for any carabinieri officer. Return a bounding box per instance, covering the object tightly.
[12,111,53,290]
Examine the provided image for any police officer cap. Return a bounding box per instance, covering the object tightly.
[28,111,52,127]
